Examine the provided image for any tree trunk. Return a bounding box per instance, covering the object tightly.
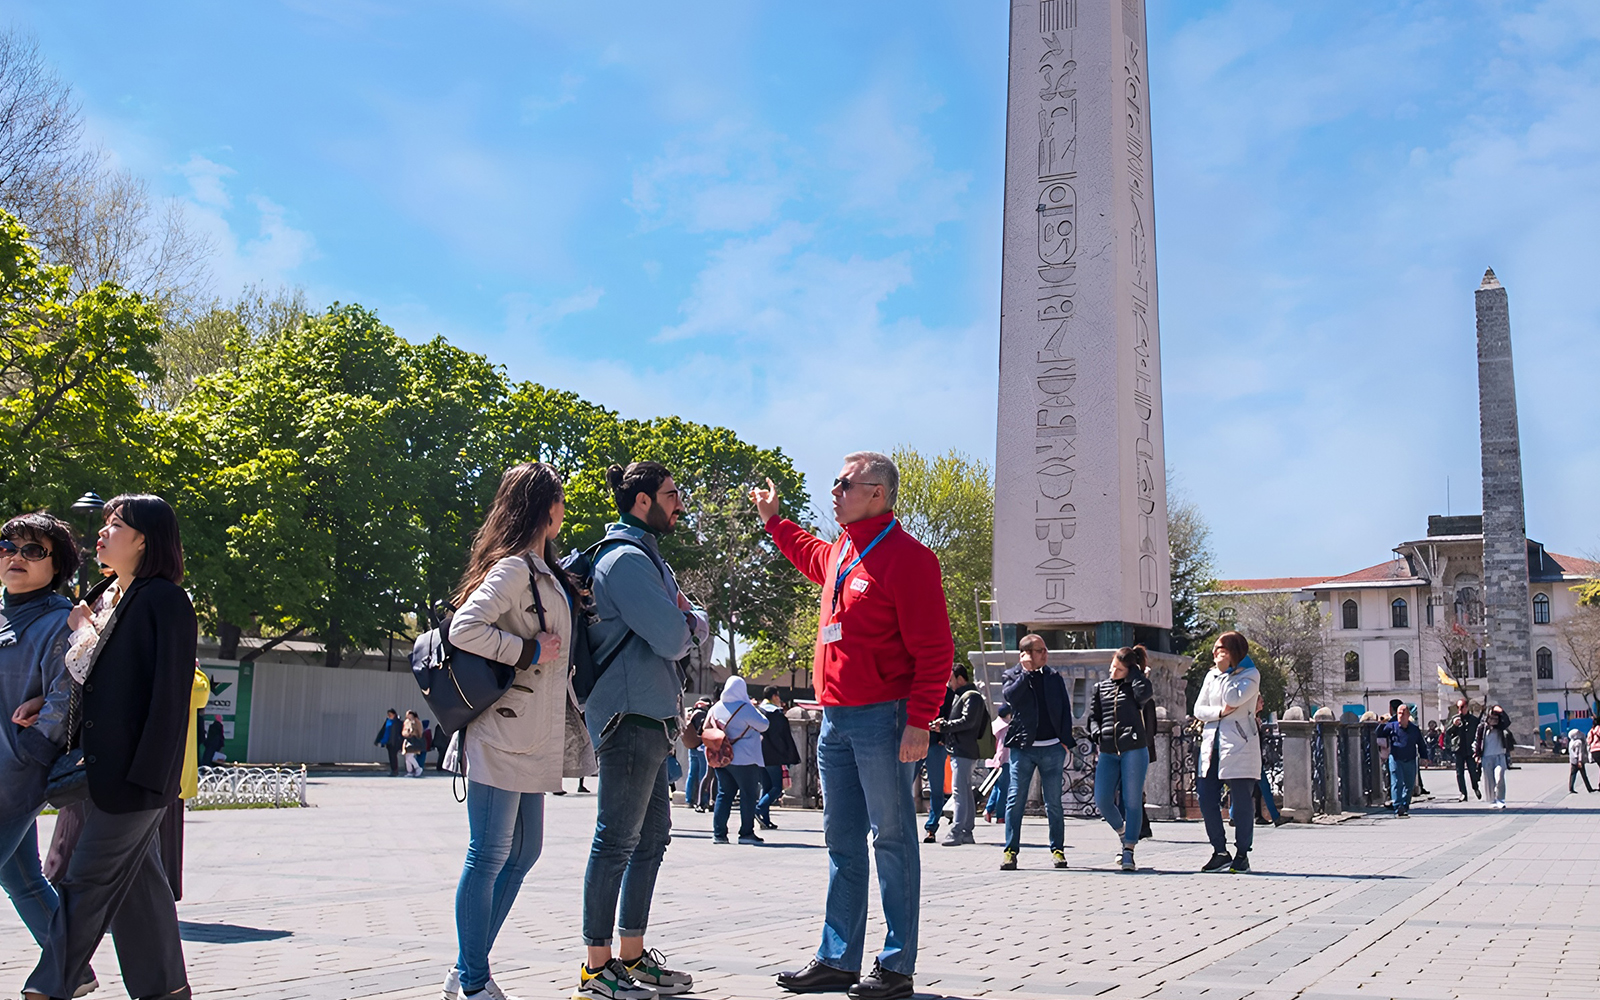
[726,624,739,675]
[324,617,341,668]
[218,621,242,661]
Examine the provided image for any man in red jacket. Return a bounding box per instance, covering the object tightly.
[752,451,953,1000]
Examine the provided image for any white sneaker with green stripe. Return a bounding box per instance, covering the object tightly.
[577,959,657,999]
[624,949,693,995]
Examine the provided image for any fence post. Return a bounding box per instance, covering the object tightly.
[1313,711,1342,816]
[1341,722,1365,809]
[1278,712,1314,822]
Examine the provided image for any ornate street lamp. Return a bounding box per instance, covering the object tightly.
[68,491,104,599]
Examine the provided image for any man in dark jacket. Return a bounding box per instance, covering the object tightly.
[1376,703,1430,817]
[756,687,801,829]
[931,666,987,847]
[201,715,226,766]
[999,634,1073,871]
[375,709,402,776]
[1446,698,1481,801]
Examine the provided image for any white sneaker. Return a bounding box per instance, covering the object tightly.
[441,967,460,1000]
[73,978,100,999]
[463,979,523,1000]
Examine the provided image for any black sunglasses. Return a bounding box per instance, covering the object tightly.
[0,539,51,562]
[832,478,882,492]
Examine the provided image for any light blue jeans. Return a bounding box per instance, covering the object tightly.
[921,741,948,832]
[686,745,709,807]
[1093,746,1149,848]
[1004,742,1066,853]
[455,782,545,993]
[1483,753,1508,804]
[1389,756,1418,811]
[817,701,919,976]
[985,762,1010,821]
[0,811,55,945]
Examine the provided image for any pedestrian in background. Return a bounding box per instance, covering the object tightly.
[1000,633,1073,872]
[919,685,955,844]
[1376,703,1429,817]
[754,452,952,1000]
[1193,630,1261,874]
[931,665,987,848]
[1447,698,1481,801]
[685,690,716,813]
[578,461,706,1000]
[1568,726,1593,793]
[1253,695,1284,827]
[1476,704,1514,809]
[1088,645,1156,872]
[1588,721,1600,775]
[983,704,1012,825]
[376,708,403,776]
[21,494,196,1000]
[444,462,581,1000]
[402,711,425,778]
[756,686,801,830]
[707,675,769,845]
[201,714,225,766]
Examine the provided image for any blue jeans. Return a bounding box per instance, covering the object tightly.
[1093,747,1148,848]
[686,745,709,807]
[817,701,919,976]
[1197,766,1255,854]
[985,762,1010,821]
[921,741,948,831]
[713,764,763,838]
[0,810,55,945]
[582,716,673,947]
[1004,742,1066,853]
[756,763,785,823]
[455,782,544,993]
[1389,756,1418,811]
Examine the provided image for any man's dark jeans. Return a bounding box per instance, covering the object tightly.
[921,742,948,832]
[1456,752,1481,797]
[582,715,673,946]
[386,744,401,776]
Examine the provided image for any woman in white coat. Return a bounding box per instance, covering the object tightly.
[444,462,584,1000]
[1192,630,1261,874]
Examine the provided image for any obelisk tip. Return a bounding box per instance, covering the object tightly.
[1479,267,1501,290]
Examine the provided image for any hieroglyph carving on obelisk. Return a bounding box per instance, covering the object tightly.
[993,0,1171,631]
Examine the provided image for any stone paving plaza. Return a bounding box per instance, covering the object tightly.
[3,761,1596,1000]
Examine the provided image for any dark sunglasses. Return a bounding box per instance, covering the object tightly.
[0,539,51,562]
[832,478,882,492]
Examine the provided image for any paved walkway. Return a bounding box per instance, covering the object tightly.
[1,762,1594,1000]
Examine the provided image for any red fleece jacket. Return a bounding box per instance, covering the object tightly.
[766,511,954,729]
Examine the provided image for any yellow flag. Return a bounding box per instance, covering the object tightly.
[1436,665,1461,689]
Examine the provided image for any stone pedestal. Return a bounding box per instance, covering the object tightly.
[1279,720,1313,822]
[1316,722,1342,816]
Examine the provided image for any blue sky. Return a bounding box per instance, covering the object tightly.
[7,0,1598,578]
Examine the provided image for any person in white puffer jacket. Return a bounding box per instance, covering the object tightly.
[1568,727,1593,793]
[1192,630,1262,874]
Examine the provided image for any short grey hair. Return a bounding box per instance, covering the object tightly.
[843,451,899,508]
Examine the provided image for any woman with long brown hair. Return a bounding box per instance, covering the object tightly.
[441,462,583,1000]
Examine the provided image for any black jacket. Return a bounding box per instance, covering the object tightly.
[1087,673,1158,759]
[759,704,802,766]
[80,577,199,814]
[940,685,989,760]
[1445,713,1479,755]
[1000,665,1073,750]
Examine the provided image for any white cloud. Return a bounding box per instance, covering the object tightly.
[180,155,234,209]
[176,163,316,294]
[630,119,795,233]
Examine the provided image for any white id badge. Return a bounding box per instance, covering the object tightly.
[821,622,843,644]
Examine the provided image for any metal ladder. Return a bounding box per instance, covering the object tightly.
[972,585,1010,703]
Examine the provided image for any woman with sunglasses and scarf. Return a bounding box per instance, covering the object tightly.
[0,514,86,983]
[19,495,196,1000]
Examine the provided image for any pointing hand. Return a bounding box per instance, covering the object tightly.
[749,477,781,522]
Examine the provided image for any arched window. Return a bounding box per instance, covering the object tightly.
[1391,598,1409,629]
[1533,593,1550,625]
[1472,648,1487,678]
[1342,599,1359,630]
[1537,646,1554,680]
[1344,651,1361,682]
[1394,649,1410,682]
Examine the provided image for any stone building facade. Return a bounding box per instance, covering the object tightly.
[1214,514,1598,734]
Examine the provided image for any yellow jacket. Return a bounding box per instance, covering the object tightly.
[181,667,210,800]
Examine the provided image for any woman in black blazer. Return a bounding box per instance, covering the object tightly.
[24,494,196,1000]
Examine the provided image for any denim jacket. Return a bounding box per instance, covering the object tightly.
[0,589,72,816]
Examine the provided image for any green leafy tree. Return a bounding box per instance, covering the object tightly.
[1168,476,1218,656]
[891,446,991,661]
[174,304,427,664]
[0,210,163,517]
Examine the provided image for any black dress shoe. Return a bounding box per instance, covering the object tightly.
[778,959,860,993]
[848,961,913,1000]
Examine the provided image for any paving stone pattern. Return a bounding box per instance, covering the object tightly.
[2,764,1594,999]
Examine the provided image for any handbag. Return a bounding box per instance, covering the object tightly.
[410,558,543,734]
[44,682,90,808]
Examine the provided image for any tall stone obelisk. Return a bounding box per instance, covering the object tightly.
[992,0,1172,647]
[1475,268,1536,727]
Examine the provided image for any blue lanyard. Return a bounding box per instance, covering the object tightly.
[832,520,896,613]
